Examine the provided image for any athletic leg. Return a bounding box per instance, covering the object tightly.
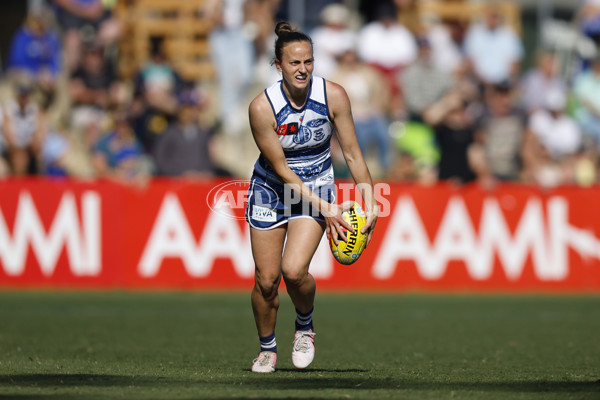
[281,217,325,314]
[250,225,286,338]
[250,225,287,372]
[281,217,325,369]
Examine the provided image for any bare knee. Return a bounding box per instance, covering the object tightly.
[254,273,281,300]
[282,267,309,289]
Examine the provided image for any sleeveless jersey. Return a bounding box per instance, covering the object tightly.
[253,76,334,182]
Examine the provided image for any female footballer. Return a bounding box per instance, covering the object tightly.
[246,21,378,373]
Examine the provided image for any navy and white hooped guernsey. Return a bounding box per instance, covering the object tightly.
[245,76,337,230]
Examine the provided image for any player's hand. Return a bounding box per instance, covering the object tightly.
[362,204,379,247]
[323,202,354,245]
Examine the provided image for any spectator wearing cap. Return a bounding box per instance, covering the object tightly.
[357,2,417,118]
[310,3,358,80]
[572,57,600,149]
[522,87,583,187]
[462,6,524,85]
[91,111,150,185]
[152,89,223,178]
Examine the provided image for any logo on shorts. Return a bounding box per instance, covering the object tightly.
[252,205,277,222]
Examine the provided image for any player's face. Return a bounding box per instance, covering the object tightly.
[276,41,314,91]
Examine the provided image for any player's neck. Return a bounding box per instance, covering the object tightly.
[282,82,309,109]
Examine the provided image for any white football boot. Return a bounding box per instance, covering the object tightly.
[291,330,316,369]
[251,351,277,373]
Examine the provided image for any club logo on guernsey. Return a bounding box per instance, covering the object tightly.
[293,126,312,144]
[252,205,276,222]
[313,128,325,141]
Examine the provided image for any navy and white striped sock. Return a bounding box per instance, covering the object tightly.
[259,332,277,353]
[295,307,314,331]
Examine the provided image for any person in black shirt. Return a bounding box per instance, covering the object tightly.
[423,90,476,184]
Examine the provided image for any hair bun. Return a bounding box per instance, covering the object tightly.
[275,21,294,37]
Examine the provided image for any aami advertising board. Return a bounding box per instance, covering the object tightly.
[1,179,599,291]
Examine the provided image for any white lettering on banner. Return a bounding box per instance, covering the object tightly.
[373,196,600,281]
[0,191,101,276]
[139,193,333,279]
[139,193,253,278]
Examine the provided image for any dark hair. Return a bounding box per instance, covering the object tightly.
[273,21,313,63]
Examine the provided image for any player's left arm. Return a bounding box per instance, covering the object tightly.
[326,80,379,245]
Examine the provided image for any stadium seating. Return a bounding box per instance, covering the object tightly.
[114,0,215,81]
[417,0,522,34]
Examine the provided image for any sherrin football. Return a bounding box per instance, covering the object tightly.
[330,201,368,265]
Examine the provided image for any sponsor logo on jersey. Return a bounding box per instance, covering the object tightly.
[277,122,299,136]
[306,118,327,128]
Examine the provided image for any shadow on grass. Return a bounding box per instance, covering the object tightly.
[274,368,369,373]
[243,377,599,394]
[0,397,92,400]
[0,373,598,396]
[0,373,166,387]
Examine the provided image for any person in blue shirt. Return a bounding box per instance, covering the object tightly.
[91,111,151,185]
[7,11,62,96]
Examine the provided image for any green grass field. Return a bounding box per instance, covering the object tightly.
[0,291,598,400]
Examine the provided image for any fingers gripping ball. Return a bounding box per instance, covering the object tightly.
[330,201,368,265]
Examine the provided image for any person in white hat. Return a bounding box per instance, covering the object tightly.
[523,87,583,186]
[310,4,358,80]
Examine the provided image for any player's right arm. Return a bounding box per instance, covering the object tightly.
[248,93,352,242]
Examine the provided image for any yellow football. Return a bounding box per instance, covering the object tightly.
[329,201,368,265]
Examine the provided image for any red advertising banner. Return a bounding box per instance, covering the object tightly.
[1,178,599,292]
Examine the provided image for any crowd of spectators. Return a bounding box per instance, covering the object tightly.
[1,0,600,189]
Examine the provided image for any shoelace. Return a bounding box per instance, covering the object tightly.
[293,331,316,352]
[253,352,275,366]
